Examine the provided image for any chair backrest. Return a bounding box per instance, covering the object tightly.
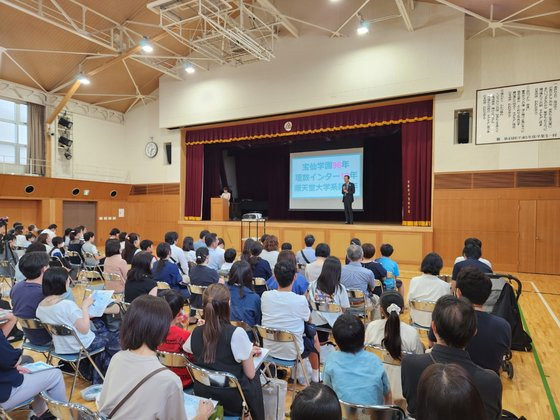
[187,284,207,295]
[43,323,75,337]
[17,317,48,331]
[157,350,189,368]
[66,250,81,259]
[255,325,301,356]
[253,277,267,287]
[217,269,229,278]
[49,257,64,268]
[117,301,130,314]
[438,274,452,283]
[77,270,102,282]
[310,300,342,313]
[231,320,260,344]
[339,400,406,420]
[364,345,406,366]
[409,299,437,313]
[82,251,95,259]
[374,279,383,289]
[103,272,122,283]
[156,281,171,290]
[103,272,124,294]
[41,391,102,420]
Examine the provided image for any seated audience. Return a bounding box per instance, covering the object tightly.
[63,228,73,247]
[121,233,140,264]
[36,233,52,253]
[153,243,190,299]
[221,248,236,273]
[241,238,255,261]
[165,231,189,276]
[361,243,387,288]
[124,252,158,303]
[227,261,261,327]
[108,228,120,240]
[340,244,376,296]
[157,290,193,388]
[344,238,362,264]
[103,239,128,291]
[182,236,196,263]
[28,224,39,235]
[140,239,154,254]
[454,237,492,269]
[24,232,35,248]
[259,234,270,245]
[281,242,292,251]
[430,267,511,373]
[217,237,225,249]
[49,236,72,270]
[118,231,127,252]
[10,252,53,345]
[193,229,210,251]
[184,284,265,419]
[290,383,342,420]
[324,313,391,406]
[82,232,102,266]
[376,243,403,296]
[205,233,225,271]
[36,267,120,383]
[408,252,451,328]
[189,247,220,298]
[266,250,309,295]
[416,363,486,420]
[296,234,316,266]
[452,243,493,286]
[248,241,272,280]
[262,261,321,383]
[308,256,350,343]
[41,224,57,241]
[14,225,26,249]
[67,229,84,265]
[305,243,330,283]
[0,311,67,419]
[401,295,502,420]
[99,295,212,420]
[260,235,280,269]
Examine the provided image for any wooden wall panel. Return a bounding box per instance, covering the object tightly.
[126,195,181,245]
[518,200,536,273]
[0,199,41,228]
[536,200,560,275]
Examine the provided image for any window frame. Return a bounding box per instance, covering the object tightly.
[0,97,28,167]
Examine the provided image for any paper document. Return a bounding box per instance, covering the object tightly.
[88,290,114,317]
[253,347,270,370]
[23,362,58,374]
[183,393,218,419]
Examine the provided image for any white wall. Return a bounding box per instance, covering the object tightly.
[159,3,465,128]
[124,99,181,184]
[434,33,560,172]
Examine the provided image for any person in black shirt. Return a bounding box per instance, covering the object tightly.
[361,243,387,296]
[124,252,157,303]
[402,295,502,420]
[188,247,220,310]
[451,243,492,289]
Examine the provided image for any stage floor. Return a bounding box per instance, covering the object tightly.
[179,219,432,265]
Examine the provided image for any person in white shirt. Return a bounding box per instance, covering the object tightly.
[305,243,330,283]
[220,248,236,273]
[454,237,492,269]
[408,253,451,328]
[365,291,424,401]
[40,224,57,241]
[220,186,232,201]
[261,260,321,383]
[81,232,103,267]
[205,233,225,271]
[182,236,196,263]
[164,231,189,276]
[260,235,280,269]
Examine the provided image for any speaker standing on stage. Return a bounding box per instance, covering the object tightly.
[342,175,355,224]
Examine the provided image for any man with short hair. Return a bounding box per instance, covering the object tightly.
[296,234,316,266]
[41,224,57,241]
[281,242,292,251]
[221,248,236,273]
[261,260,321,383]
[82,232,102,266]
[402,295,503,420]
[109,228,120,240]
[341,245,376,296]
[452,243,493,287]
[305,243,330,283]
[193,230,210,251]
[10,252,52,345]
[205,234,225,271]
[361,244,387,292]
[165,231,189,275]
[454,237,492,269]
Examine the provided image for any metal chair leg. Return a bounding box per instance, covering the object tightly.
[69,357,81,400]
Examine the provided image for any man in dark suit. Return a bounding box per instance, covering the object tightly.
[401,295,503,420]
[341,175,355,224]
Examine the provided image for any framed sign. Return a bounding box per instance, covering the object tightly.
[475,79,559,145]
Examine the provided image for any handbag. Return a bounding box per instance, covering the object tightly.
[261,376,287,420]
[107,367,167,418]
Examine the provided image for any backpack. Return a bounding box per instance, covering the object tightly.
[492,283,532,352]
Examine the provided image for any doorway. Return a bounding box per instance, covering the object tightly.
[63,201,97,240]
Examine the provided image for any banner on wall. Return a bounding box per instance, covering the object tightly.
[475,79,559,145]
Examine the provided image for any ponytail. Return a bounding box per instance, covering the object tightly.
[382,306,403,360]
[202,301,221,363]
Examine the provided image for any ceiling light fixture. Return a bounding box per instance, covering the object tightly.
[58,135,73,148]
[77,73,90,85]
[357,13,370,35]
[184,61,195,74]
[58,116,73,129]
[139,37,154,53]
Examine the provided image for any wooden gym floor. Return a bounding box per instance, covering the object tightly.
[5,265,560,420]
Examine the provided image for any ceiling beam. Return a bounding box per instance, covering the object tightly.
[254,0,299,38]
[330,0,371,38]
[395,0,414,32]
[3,51,47,91]
[46,80,82,125]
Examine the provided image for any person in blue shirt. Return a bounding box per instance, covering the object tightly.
[152,242,190,299]
[376,243,403,297]
[266,250,309,295]
[323,313,392,406]
[296,234,317,266]
[189,247,220,309]
[451,243,493,289]
[227,260,261,328]
[247,241,272,281]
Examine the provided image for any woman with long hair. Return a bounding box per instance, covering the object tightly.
[183,284,265,419]
[227,260,261,327]
[308,256,350,343]
[122,233,140,264]
[152,243,189,299]
[364,291,424,400]
[124,252,157,303]
[240,238,255,263]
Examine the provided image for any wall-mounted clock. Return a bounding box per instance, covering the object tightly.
[145,141,158,158]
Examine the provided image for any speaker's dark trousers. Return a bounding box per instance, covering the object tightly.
[343,197,353,224]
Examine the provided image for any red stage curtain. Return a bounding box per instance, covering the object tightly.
[184,144,204,220]
[185,100,432,145]
[401,120,432,226]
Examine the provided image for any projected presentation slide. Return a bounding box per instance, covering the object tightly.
[289,148,363,211]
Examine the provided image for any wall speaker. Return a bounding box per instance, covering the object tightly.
[24,185,35,194]
[456,110,472,144]
[110,190,117,198]
[165,143,172,165]
[71,188,80,196]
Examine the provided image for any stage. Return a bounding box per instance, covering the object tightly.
[179,220,432,266]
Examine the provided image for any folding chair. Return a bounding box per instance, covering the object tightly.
[217,269,230,278]
[157,281,171,290]
[66,250,83,268]
[231,320,260,345]
[347,289,374,324]
[409,299,437,334]
[157,350,189,369]
[186,360,250,419]
[255,325,309,399]
[40,391,103,420]
[0,260,15,291]
[17,317,53,362]
[117,301,130,315]
[438,274,452,284]
[187,284,207,318]
[364,345,412,403]
[42,323,106,400]
[339,400,407,420]
[102,272,125,298]
[253,277,268,295]
[77,269,104,285]
[49,256,64,268]
[309,300,342,341]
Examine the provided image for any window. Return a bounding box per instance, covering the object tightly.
[0,98,28,166]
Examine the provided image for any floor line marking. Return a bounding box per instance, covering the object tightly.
[531,281,560,329]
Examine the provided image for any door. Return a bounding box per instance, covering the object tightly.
[535,200,560,275]
[63,201,97,241]
[518,200,536,273]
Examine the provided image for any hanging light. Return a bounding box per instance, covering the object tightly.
[58,136,73,148]
[58,116,73,129]
[357,13,369,35]
[77,73,90,85]
[139,37,154,53]
[184,61,195,74]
